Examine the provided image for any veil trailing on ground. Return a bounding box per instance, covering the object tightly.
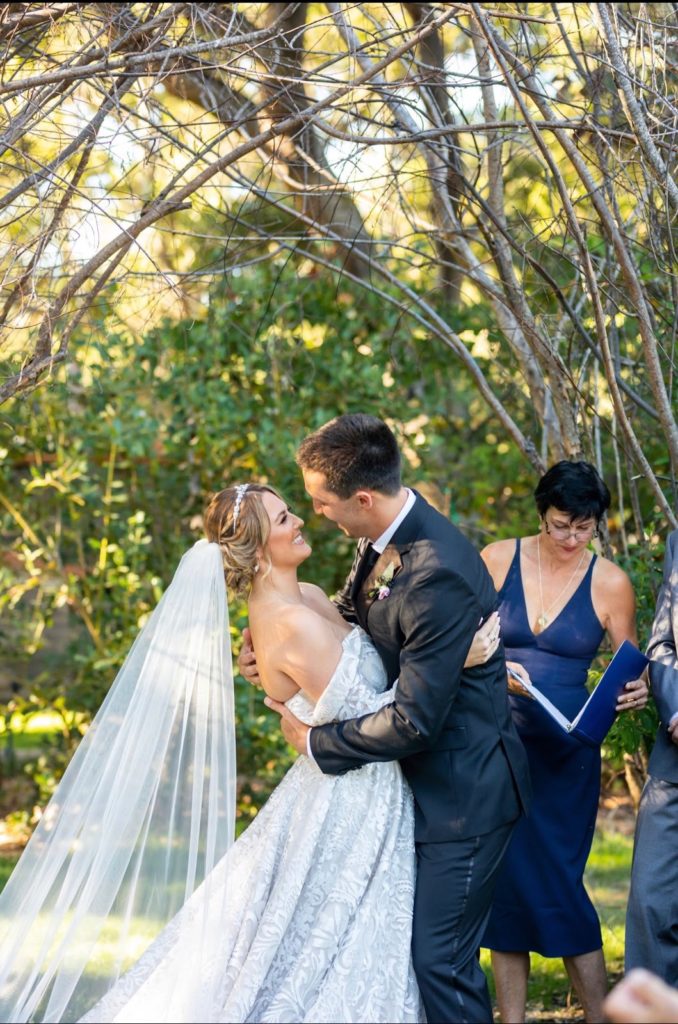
[0,540,236,1023]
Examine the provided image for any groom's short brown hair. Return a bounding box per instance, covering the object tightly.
[296,414,401,499]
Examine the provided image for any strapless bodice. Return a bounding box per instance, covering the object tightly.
[285,627,392,726]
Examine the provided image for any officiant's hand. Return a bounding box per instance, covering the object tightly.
[264,697,310,755]
[238,627,261,687]
[616,673,648,713]
[506,661,533,696]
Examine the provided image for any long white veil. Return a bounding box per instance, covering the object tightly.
[0,540,236,1023]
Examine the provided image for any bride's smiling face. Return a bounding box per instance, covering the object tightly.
[260,490,311,570]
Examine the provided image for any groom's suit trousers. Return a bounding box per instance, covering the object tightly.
[412,822,515,1024]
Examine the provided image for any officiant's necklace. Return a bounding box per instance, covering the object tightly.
[535,537,588,633]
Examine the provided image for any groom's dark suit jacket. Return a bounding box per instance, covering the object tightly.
[310,492,531,843]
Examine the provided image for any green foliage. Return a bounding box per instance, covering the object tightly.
[0,259,532,816]
[600,539,665,767]
[0,256,668,824]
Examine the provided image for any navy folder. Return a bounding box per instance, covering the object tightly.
[508,639,650,747]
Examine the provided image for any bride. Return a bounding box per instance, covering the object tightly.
[0,483,423,1023]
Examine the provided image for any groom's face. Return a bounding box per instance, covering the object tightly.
[302,469,373,538]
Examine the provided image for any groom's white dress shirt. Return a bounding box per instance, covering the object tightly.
[306,488,416,761]
[371,488,416,553]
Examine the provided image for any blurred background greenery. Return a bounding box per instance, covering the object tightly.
[0,257,665,838]
[1,9,676,1015]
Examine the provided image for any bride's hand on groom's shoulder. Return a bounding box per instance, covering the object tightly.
[464,612,501,668]
[238,627,261,686]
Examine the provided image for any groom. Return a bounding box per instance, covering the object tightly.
[259,414,530,1023]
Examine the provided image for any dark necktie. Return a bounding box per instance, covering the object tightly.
[355,542,380,596]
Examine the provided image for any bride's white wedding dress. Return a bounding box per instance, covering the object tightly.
[81,626,422,1024]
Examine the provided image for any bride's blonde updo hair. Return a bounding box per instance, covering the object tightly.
[204,483,282,596]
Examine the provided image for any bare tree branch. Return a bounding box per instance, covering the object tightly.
[596,4,678,211]
[0,1,675,525]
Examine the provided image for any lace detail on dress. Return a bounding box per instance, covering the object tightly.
[283,627,395,728]
[80,626,421,1024]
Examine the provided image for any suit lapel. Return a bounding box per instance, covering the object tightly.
[362,545,404,614]
[357,493,427,621]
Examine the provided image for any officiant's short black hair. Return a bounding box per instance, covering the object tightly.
[534,461,611,523]
[297,414,402,498]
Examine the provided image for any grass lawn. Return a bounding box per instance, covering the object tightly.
[0,825,633,1022]
[0,711,68,751]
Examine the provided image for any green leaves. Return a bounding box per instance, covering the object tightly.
[0,254,667,823]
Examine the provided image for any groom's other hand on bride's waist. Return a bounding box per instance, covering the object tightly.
[264,697,309,755]
[238,627,262,686]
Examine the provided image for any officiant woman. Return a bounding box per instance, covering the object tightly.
[479,461,647,1024]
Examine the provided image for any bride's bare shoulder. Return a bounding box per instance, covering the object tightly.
[274,603,344,653]
[299,581,330,606]
[299,582,346,625]
[271,604,346,701]
[249,604,335,703]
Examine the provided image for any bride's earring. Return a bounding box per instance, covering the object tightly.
[254,563,260,573]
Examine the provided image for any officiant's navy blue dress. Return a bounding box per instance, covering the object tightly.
[482,539,605,956]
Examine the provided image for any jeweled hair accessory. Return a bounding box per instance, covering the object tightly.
[231,483,249,533]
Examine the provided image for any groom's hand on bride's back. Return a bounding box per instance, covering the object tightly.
[264,697,309,755]
[238,627,261,686]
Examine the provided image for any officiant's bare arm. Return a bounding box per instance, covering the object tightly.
[480,541,530,693]
[591,560,648,711]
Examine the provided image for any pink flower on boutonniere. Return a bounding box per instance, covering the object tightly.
[368,560,398,601]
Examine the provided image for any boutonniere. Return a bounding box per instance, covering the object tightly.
[366,547,402,601]
[368,561,398,601]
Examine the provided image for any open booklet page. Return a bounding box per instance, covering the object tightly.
[507,639,649,745]
[510,673,571,730]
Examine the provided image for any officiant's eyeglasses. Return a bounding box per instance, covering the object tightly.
[544,518,598,541]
